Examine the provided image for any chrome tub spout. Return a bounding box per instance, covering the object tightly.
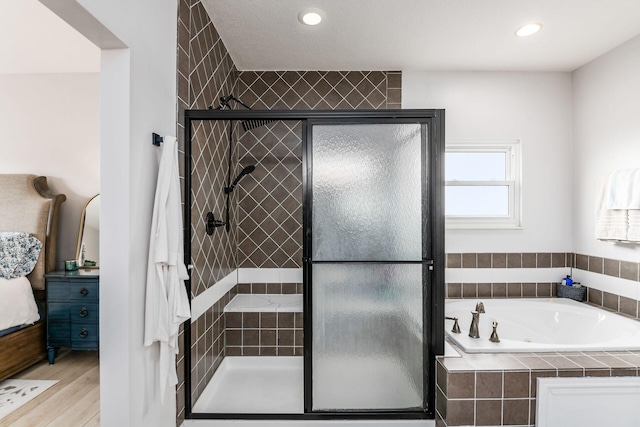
[475,301,485,313]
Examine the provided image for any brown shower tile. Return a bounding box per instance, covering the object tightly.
[604,258,621,277]
[260,330,276,346]
[278,330,295,346]
[507,283,522,298]
[565,355,608,369]
[436,387,447,420]
[436,361,447,395]
[278,347,296,356]
[243,347,260,356]
[226,330,242,346]
[243,312,259,328]
[259,347,277,356]
[462,253,477,268]
[515,356,555,370]
[226,312,242,328]
[447,253,462,268]
[478,253,492,268]
[507,253,522,268]
[478,283,492,298]
[611,368,638,376]
[620,296,638,317]
[282,283,297,294]
[621,261,639,281]
[552,252,566,268]
[462,283,478,298]
[447,372,475,399]
[475,371,502,398]
[475,399,502,426]
[278,313,295,328]
[588,256,604,273]
[447,283,462,298]
[588,288,603,306]
[537,283,552,297]
[492,253,507,268]
[522,282,537,297]
[266,283,282,294]
[537,253,551,268]
[503,398,529,425]
[492,283,507,298]
[603,292,619,311]
[446,399,474,426]
[522,253,537,268]
[387,72,402,89]
[556,369,584,377]
[504,371,530,398]
[242,330,260,346]
[294,312,303,328]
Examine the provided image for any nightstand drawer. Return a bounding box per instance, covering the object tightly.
[48,321,70,345]
[71,324,98,343]
[68,282,99,302]
[48,302,69,320]
[70,303,98,322]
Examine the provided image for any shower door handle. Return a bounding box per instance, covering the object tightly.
[426,259,434,271]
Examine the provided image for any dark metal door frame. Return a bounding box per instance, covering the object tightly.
[182,109,445,421]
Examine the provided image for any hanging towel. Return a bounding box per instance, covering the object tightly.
[628,210,640,242]
[595,174,628,241]
[607,168,640,209]
[144,135,191,404]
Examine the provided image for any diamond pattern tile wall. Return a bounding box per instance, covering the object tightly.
[235,71,402,268]
[176,0,240,420]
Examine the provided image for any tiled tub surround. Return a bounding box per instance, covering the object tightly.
[436,347,640,427]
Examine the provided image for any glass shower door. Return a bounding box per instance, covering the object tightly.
[307,122,428,412]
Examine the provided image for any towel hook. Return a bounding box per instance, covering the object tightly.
[152,133,164,146]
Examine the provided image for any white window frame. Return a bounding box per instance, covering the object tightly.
[445,140,522,229]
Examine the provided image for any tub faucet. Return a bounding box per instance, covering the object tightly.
[475,301,485,313]
[469,310,480,339]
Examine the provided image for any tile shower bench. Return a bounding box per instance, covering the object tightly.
[224,294,303,356]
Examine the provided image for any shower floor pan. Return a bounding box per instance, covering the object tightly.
[192,355,423,415]
[193,356,304,414]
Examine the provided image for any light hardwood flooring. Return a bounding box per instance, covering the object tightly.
[1,350,100,427]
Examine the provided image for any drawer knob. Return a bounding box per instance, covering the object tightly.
[80,307,88,317]
[80,288,89,296]
[79,328,89,338]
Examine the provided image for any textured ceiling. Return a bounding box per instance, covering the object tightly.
[202,0,640,72]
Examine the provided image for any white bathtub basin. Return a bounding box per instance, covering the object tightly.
[445,298,640,353]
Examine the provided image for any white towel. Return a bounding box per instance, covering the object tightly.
[629,210,640,242]
[607,168,640,209]
[144,135,191,404]
[595,175,628,241]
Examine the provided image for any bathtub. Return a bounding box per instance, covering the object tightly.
[445,298,640,353]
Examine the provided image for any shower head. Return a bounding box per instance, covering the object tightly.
[241,119,276,132]
[225,165,256,194]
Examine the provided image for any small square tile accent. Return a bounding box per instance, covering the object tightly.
[448,372,475,398]
[475,399,502,426]
[476,371,502,398]
[502,398,530,425]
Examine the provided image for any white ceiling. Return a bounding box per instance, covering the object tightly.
[0,0,99,74]
[203,0,640,72]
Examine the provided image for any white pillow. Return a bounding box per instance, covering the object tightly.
[0,276,40,331]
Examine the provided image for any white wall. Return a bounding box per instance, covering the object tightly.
[572,34,640,262]
[45,0,179,426]
[403,71,574,253]
[0,73,99,267]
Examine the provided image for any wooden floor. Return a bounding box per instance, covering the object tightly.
[1,350,100,427]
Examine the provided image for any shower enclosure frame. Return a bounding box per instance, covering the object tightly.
[182,108,445,421]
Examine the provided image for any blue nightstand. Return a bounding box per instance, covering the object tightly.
[45,270,99,363]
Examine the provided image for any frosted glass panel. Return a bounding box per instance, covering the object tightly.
[312,264,424,411]
[311,124,423,261]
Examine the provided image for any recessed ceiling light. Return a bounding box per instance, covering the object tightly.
[515,23,543,37]
[299,8,324,26]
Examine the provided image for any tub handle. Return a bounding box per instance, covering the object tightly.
[490,321,500,343]
[445,316,461,334]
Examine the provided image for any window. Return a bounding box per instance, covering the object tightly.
[445,140,521,229]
